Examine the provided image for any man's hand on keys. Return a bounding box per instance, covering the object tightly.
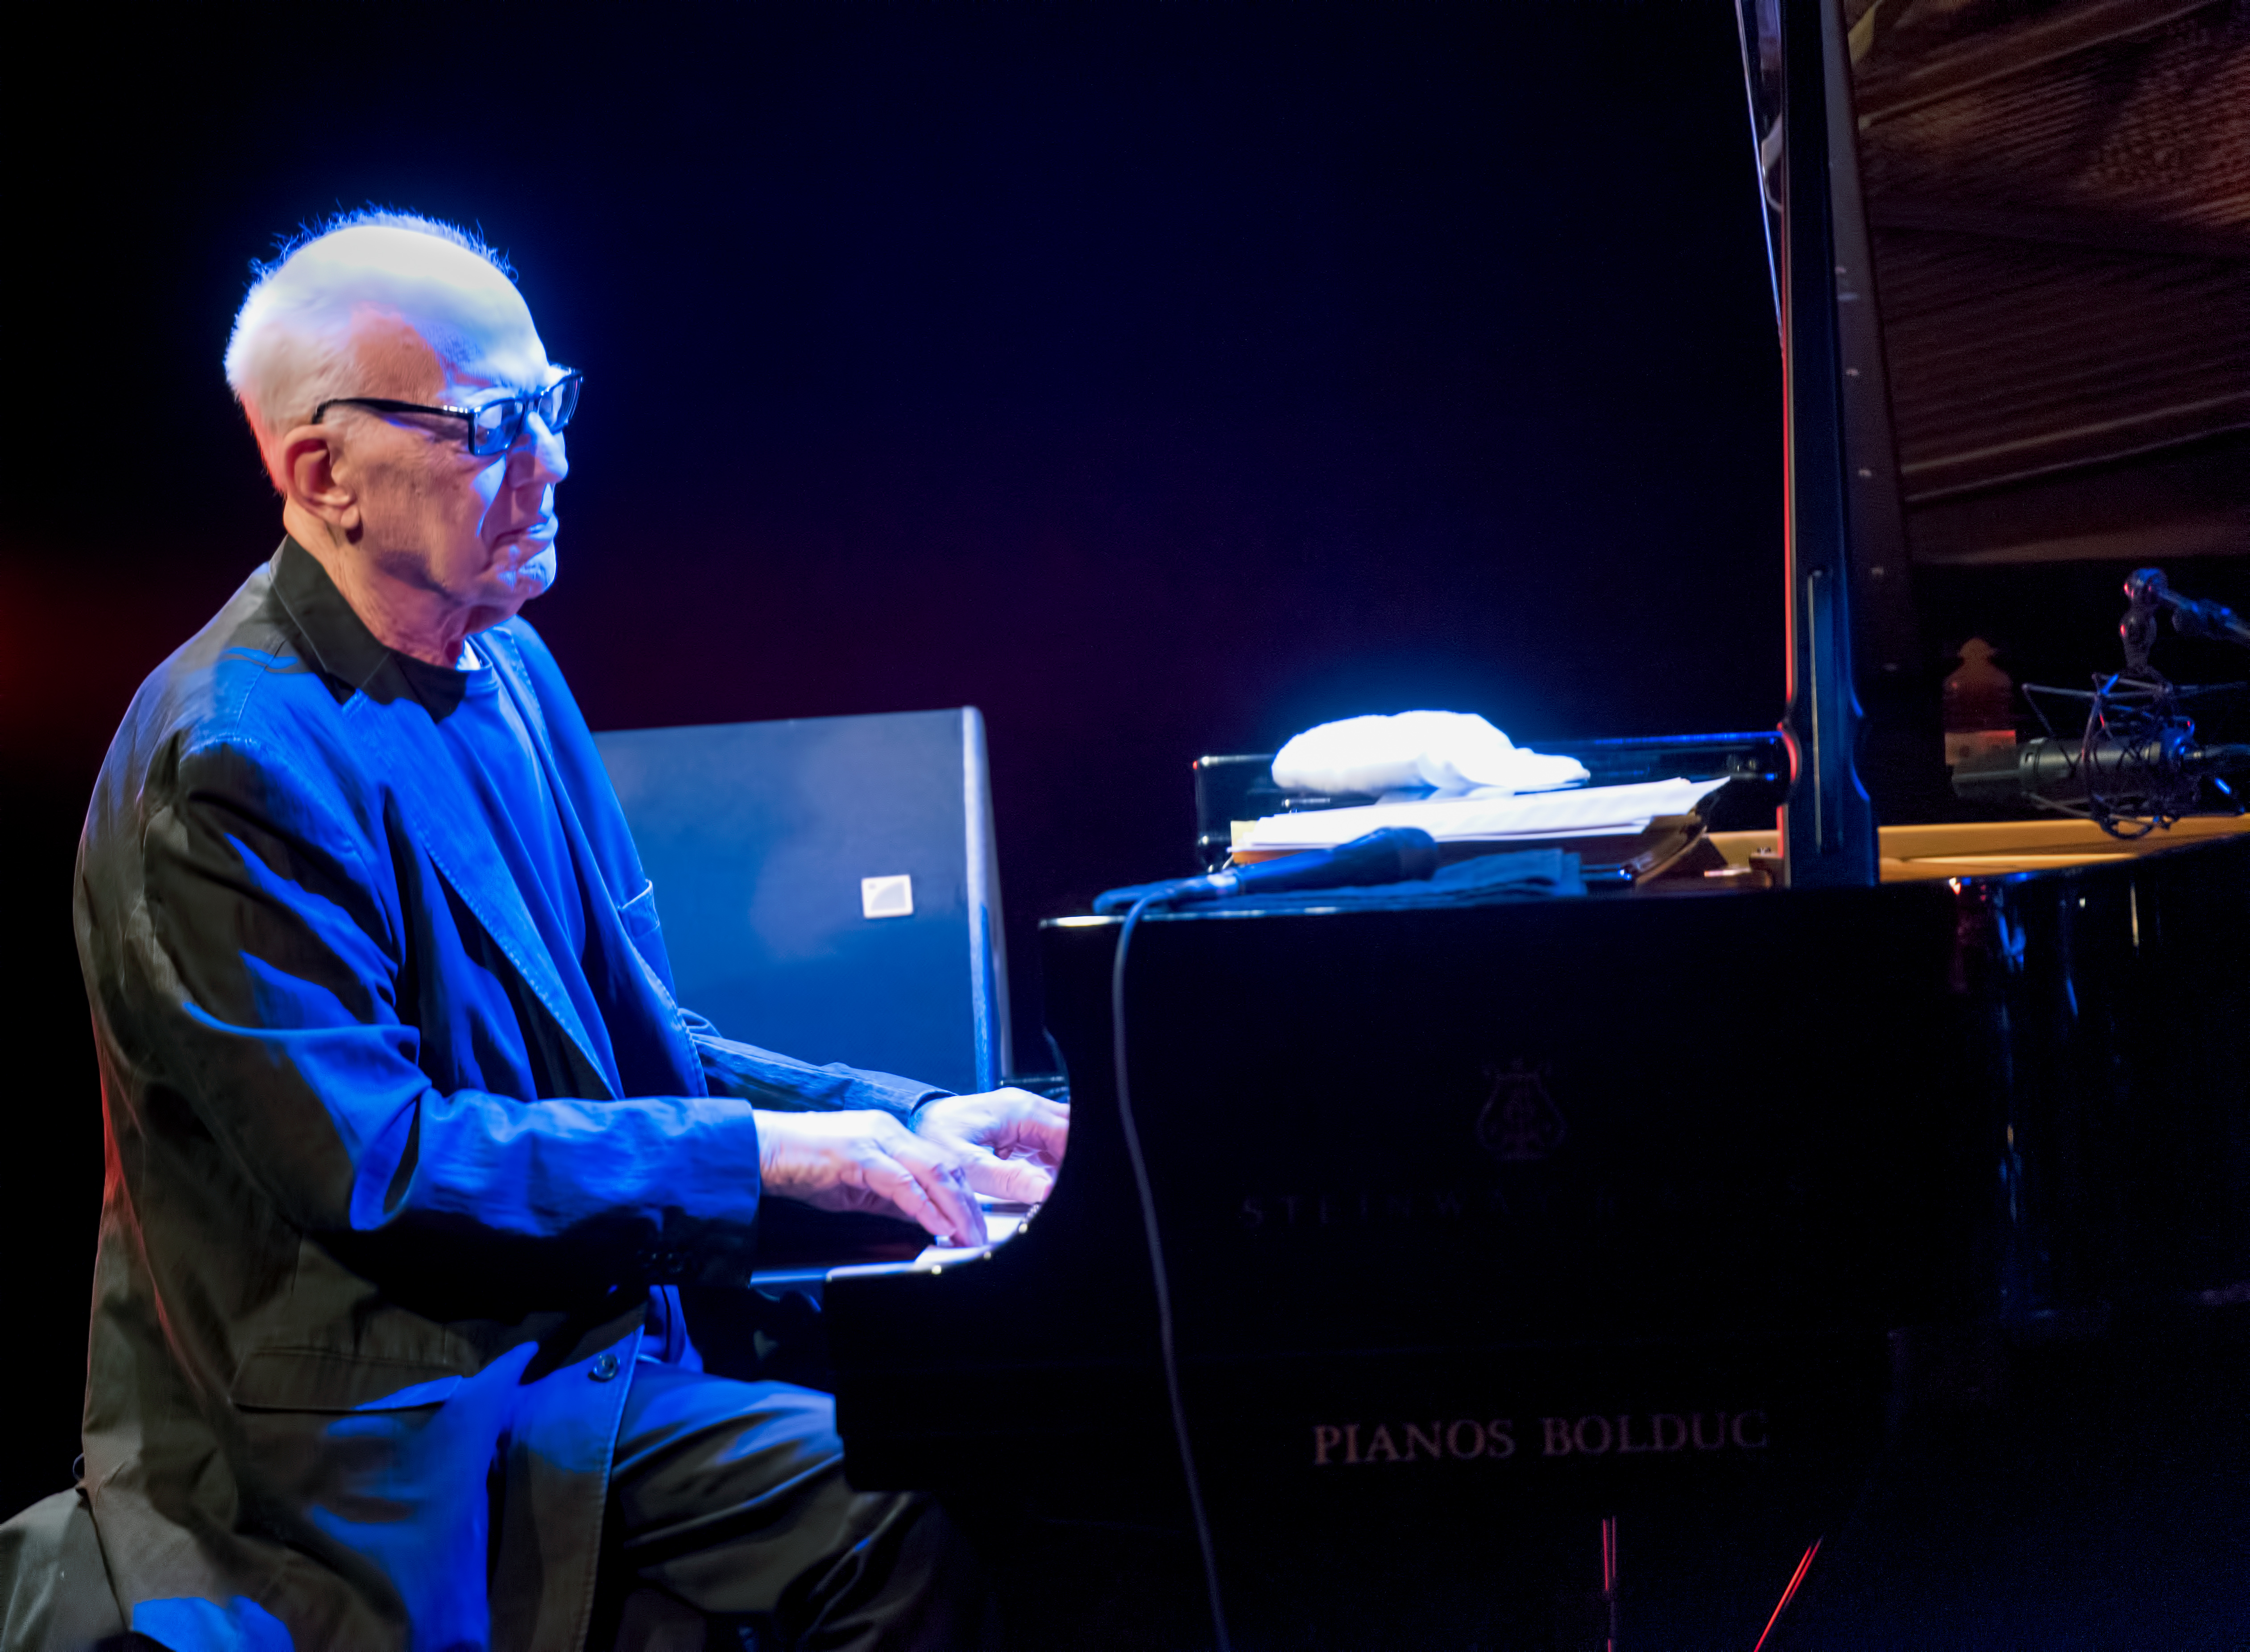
[753,1087,1068,1246]
[912,1087,1069,1207]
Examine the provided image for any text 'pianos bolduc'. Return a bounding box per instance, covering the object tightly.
[812,3,2250,1648]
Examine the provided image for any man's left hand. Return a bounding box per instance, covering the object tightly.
[913,1087,1069,1206]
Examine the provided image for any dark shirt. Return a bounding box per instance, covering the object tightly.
[395,640,626,1096]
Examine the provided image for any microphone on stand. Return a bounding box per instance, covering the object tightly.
[1093,826,1441,915]
[1969,570,2250,826]
[1951,734,2250,812]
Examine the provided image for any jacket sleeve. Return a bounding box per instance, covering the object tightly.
[684,1013,949,1122]
[134,733,766,1288]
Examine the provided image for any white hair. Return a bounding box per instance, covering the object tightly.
[223,210,522,487]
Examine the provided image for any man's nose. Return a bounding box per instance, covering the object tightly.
[509,411,568,487]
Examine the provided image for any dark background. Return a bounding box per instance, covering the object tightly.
[0,0,1794,1517]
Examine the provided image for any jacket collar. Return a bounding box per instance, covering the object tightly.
[269,536,398,695]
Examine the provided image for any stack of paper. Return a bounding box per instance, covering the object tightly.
[1239,776,1731,851]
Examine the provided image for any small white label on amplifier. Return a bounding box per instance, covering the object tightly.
[861,875,914,919]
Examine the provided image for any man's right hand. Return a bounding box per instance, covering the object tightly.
[753,1109,989,1246]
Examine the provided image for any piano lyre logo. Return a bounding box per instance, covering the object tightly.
[1476,1061,1565,1163]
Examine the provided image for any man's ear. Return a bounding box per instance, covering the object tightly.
[278,425,362,538]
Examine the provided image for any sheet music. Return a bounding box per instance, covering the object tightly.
[1242,776,1731,850]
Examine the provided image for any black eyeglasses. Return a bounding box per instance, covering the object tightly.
[312,369,583,457]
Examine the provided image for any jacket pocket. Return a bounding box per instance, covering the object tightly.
[614,878,683,994]
[230,1348,464,1413]
[616,880,662,941]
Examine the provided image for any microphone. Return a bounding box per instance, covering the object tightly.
[1093,826,1442,915]
[1951,734,2250,811]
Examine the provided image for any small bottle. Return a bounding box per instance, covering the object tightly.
[1942,637,2015,768]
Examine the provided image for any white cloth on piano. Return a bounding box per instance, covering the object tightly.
[1271,711,1588,797]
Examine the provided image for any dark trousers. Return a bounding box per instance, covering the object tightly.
[600,1362,987,1651]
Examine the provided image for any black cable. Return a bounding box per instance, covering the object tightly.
[1111,893,1233,1652]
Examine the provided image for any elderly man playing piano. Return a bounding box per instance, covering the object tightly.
[62,212,1066,1651]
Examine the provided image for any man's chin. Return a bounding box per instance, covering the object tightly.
[488,543,558,605]
[469,544,557,627]
[516,542,559,596]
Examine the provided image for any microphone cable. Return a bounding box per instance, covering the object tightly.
[1112,891,1234,1652]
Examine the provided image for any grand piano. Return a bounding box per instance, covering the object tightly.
[817,816,2250,1646]
[810,0,2250,1642]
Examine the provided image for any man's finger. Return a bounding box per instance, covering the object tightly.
[858,1153,941,1236]
[860,1151,964,1242]
[997,1097,1071,1165]
[959,1145,1054,1205]
[889,1140,989,1246]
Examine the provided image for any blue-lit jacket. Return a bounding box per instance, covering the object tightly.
[71,540,938,1651]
